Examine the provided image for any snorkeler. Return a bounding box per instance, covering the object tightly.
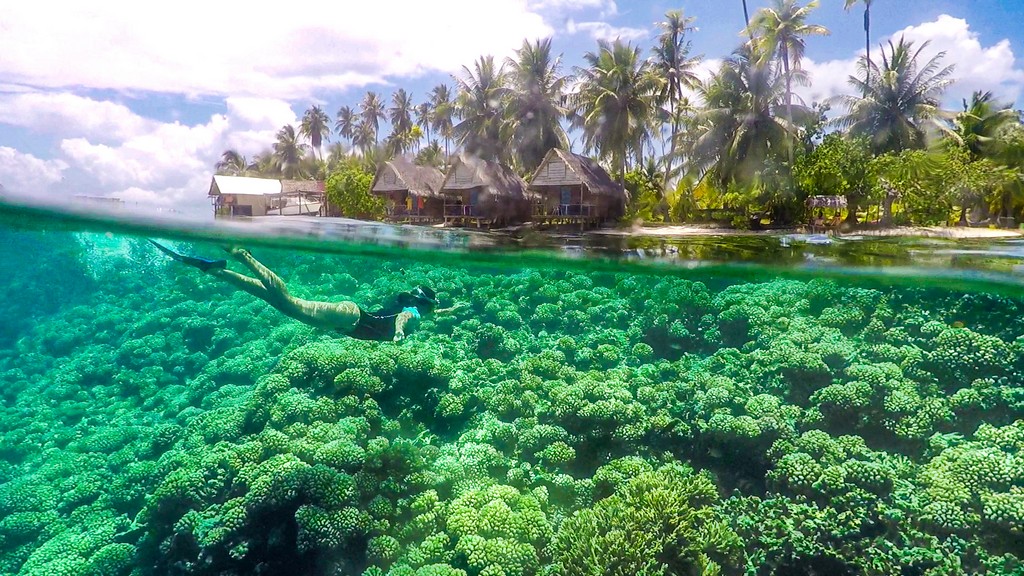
[149,241,466,341]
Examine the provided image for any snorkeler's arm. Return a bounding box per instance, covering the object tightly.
[393,310,415,342]
[433,302,469,315]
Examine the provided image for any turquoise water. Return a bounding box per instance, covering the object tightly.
[1,201,1023,576]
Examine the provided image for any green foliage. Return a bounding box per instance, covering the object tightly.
[794,134,875,216]
[326,162,384,219]
[623,168,663,223]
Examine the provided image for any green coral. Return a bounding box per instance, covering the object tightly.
[3,235,1024,576]
[551,465,743,575]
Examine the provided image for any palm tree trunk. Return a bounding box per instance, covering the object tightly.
[784,49,794,164]
[742,0,752,39]
[664,97,676,192]
[864,4,871,93]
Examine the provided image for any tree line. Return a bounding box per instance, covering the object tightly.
[215,0,1024,227]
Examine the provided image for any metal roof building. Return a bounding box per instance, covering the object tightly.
[208,175,323,217]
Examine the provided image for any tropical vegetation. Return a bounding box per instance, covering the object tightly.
[215,1,1024,228]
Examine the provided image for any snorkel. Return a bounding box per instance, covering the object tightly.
[398,285,438,315]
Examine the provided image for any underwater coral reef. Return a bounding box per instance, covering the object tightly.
[0,229,1022,576]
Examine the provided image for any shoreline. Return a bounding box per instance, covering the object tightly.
[590,223,1024,240]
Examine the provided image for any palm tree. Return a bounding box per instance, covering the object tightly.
[746,0,829,131]
[335,105,357,145]
[416,140,445,168]
[359,92,386,145]
[300,105,331,161]
[505,38,570,173]
[415,102,432,148]
[351,120,376,155]
[833,37,955,154]
[430,83,456,158]
[844,0,874,93]
[949,92,1022,222]
[742,0,753,39]
[389,89,415,137]
[215,150,248,175]
[273,124,309,179]
[386,125,422,157]
[688,46,792,188]
[325,142,349,171]
[571,39,660,185]
[951,91,1020,161]
[993,124,1024,218]
[454,55,510,162]
[652,10,703,184]
[248,150,277,176]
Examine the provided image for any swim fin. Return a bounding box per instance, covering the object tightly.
[148,240,227,272]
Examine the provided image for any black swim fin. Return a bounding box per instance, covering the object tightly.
[149,240,227,272]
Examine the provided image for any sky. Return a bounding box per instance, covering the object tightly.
[1,0,1023,211]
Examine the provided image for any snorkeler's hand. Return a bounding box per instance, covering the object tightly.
[436,302,470,315]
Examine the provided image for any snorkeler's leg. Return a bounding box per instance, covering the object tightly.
[222,248,358,330]
[208,269,273,301]
[226,248,291,297]
[149,240,227,272]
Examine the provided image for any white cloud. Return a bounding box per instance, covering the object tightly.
[0,84,38,94]
[896,15,1024,104]
[0,90,301,209]
[0,1,553,99]
[56,107,290,208]
[529,0,617,18]
[795,15,1024,108]
[0,147,67,197]
[566,19,648,42]
[0,92,154,142]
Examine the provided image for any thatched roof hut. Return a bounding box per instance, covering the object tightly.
[372,157,444,199]
[439,154,530,226]
[371,157,446,220]
[806,195,847,209]
[528,148,628,223]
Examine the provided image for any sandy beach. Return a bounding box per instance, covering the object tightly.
[848,226,1024,239]
[592,223,1024,239]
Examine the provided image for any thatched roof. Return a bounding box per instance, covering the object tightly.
[529,148,627,200]
[440,154,528,199]
[806,195,848,209]
[281,180,325,194]
[371,157,444,198]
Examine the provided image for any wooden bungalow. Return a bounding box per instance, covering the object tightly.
[527,148,627,227]
[439,154,531,228]
[370,157,445,224]
[208,175,324,217]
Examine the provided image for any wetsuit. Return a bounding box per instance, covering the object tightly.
[348,305,421,341]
